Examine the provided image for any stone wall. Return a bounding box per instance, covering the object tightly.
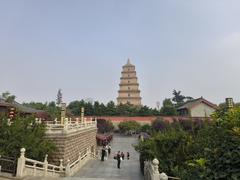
[46,127,97,166]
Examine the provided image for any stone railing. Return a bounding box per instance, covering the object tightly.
[45,118,97,134]
[16,147,94,178]
[144,159,180,180]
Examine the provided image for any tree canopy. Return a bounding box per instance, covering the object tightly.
[1,91,16,103]
[67,100,160,117]
[172,89,193,106]
[0,115,56,161]
[160,98,177,116]
[136,107,240,179]
[118,120,141,134]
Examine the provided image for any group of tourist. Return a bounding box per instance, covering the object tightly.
[100,144,130,169]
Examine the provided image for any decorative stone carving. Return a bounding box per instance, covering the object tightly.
[160,173,168,180]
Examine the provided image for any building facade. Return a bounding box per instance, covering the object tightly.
[117,59,142,106]
[177,97,218,117]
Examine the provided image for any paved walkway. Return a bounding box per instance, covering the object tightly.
[70,135,144,180]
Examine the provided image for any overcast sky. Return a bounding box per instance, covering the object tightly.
[0,0,240,107]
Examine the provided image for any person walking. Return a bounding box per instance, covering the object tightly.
[105,146,108,160]
[121,152,125,160]
[101,146,106,161]
[108,145,111,155]
[117,151,121,169]
[127,152,130,160]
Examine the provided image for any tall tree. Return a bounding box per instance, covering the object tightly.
[2,91,16,103]
[172,89,193,106]
[160,98,177,116]
[56,89,63,106]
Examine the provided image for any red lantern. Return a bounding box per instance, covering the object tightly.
[8,107,15,119]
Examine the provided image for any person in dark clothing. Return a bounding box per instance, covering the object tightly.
[101,147,106,161]
[117,151,121,169]
[108,145,111,155]
[127,152,130,160]
[121,152,125,160]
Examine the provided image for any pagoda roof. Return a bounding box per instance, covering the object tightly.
[123,58,134,67]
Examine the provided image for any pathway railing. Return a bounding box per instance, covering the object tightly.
[16,147,94,178]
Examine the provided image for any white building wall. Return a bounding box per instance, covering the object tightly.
[190,103,216,117]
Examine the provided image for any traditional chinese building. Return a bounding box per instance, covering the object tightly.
[177,97,218,117]
[117,59,142,106]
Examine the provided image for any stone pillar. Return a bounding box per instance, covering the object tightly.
[59,159,63,172]
[61,103,67,125]
[81,107,84,123]
[44,154,48,176]
[16,148,26,178]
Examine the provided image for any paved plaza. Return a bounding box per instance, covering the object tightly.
[70,135,144,180]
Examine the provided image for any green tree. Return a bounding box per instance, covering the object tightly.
[23,101,60,119]
[0,115,56,160]
[2,91,16,103]
[56,89,62,106]
[106,101,116,116]
[160,98,177,116]
[140,124,152,134]
[172,89,193,106]
[118,121,141,134]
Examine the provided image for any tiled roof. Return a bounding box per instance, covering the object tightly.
[177,97,218,110]
[0,100,45,114]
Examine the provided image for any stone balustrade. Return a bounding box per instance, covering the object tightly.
[144,158,180,180]
[45,118,97,134]
[16,147,94,178]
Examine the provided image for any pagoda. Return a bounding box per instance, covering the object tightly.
[117,59,142,106]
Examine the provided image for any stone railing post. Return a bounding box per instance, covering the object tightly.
[59,159,63,172]
[152,158,160,180]
[33,162,37,176]
[16,148,26,178]
[44,154,48,176]
[65,159,71,177]
[81,107,84,123]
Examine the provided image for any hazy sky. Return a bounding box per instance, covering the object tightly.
[0,0,240,107]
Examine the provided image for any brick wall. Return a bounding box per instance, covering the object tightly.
[46,127,97,166]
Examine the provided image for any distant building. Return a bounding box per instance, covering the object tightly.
[177,97,218,117]
[0,100,49,119]
[117,59,142,106]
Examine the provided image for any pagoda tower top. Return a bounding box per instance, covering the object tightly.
[127,58,131,64]
[124,58,134,67]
